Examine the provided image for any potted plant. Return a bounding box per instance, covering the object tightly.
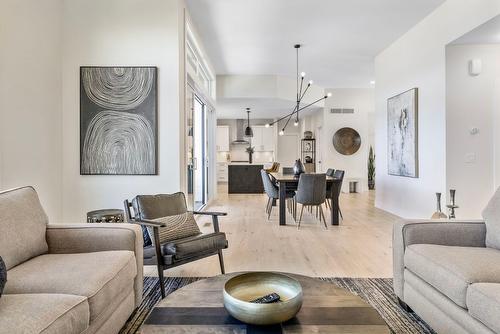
[246,146,255,164]
[368,146,375,190]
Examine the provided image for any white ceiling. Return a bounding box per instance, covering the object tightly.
[451,15,500,45]
[186,0,446,88]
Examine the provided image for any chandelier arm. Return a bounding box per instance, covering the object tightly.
[299,84,311,101]
[269,95,327,127]
[282,112,294,132]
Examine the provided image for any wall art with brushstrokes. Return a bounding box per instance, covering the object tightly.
[387,87,418,178]
[80,66,157,175]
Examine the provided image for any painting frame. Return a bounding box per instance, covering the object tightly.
[79,66,158,176]
[387,87,419,178]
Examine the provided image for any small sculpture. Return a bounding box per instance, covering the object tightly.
[446,189,459,219]
[431,192,447,219]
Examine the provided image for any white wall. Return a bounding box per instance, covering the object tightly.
[322,89,375,187]
[61,0,185,222]
[0,0,63,221]
[375,0,500,218]
[446,44,500,217]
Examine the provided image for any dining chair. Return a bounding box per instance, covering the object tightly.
[326,168,335,177]
[265,162,280,173]
[326,169,345,219]
[282,167,294,175]
[124,192,228,298]
[261,170,296,220]
[295,173,327,229]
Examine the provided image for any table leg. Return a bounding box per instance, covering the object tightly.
[331,184,339,226]
[279,182,286,226]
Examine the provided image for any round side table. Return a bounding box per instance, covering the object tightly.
[86,209,125,223]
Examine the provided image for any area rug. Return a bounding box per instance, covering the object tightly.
[120,276,435,334]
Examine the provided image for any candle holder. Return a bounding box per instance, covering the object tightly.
[446,189,459,219]
[431,192,447,219]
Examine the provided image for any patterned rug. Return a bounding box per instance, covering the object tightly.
[120,276,435,334]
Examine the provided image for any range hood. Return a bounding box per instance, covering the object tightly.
[232,119,250,145]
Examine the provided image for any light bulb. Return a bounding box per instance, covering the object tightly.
[327,92,332,97]
[279,130,285,136]
[370,80,376,85]
[294,120,299,126]
[265,123,270,128]
[308,80,313,85]
[300,72,306,78]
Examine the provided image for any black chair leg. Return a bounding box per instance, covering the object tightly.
[398,298,413,313]
[157,263,166,299]
[218,250,226,274]
[339,207,344,219]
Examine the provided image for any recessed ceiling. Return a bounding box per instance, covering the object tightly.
[186,0,446,88]
[450,14,500,45]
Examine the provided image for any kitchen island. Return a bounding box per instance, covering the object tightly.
[228,164,264,194]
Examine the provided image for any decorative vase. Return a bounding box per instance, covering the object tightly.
[431,192,447,219]
[293,159,305,176]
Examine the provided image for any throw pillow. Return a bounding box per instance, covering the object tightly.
[483,187,500,249]
[150,212,201,244]
[0,256,6,297]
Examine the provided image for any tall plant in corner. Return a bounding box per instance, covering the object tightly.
[368,146,375,190]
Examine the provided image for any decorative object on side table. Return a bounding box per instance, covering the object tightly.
[303,131,313,139]
[80,66,158,175]
[87,209,125,223]
[301,138,316,172]
[223,272,303,325]
[446,189,459,219]
[0,256,6,297]
[387,88,418,178]
[293,159,305,176]
[333,127,361,155]
[368,145,376,190]
[431,192,447,219]
[246,146,254,164]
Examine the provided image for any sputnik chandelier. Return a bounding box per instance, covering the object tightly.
[265,44,331,135]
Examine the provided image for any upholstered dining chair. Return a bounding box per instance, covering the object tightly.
[282,167,294,175]
[261,169,296,220]
[326,169,345,219]
[124,192,228,298]
[295,173,327,229]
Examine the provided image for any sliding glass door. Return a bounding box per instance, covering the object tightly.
[186,86,208,211]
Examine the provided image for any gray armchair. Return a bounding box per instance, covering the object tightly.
[393,188,500,334]
[124,192,228,298]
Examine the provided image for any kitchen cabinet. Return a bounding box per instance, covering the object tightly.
[216,126,230,152]
[252,125,274,152]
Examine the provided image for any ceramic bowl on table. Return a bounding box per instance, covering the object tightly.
[223,272,303,325]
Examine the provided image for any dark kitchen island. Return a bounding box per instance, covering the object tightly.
[228,164,264,194]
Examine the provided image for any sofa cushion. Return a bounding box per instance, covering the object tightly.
[0,293,89,334]
[483,187,500,249]
[4,250,136,322]
[0,186,48,270]
[467,283,500,333]
[162,232,228,262]
[405,244,500,308]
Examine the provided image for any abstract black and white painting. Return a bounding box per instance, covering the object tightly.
[80,66,157,175]
[387,88,418,178]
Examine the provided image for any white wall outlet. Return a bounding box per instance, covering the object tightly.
[465,153,476,163]
[469,59,482,76]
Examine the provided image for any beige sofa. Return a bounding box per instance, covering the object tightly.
[0,186,143,334]
[394,188,500,334]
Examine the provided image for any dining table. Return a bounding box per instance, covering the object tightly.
[269,172,342,226]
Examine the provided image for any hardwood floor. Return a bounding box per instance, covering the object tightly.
[145,184,400,278]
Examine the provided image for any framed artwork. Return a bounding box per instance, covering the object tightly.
[80,66,157,175]
[387,88,418,178]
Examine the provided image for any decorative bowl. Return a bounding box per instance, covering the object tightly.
[223,272,303,325]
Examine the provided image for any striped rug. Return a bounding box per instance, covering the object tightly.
[119,276,435,334]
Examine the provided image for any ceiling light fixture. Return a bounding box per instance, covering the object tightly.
[244,107,253,137]
[265,44,331,134]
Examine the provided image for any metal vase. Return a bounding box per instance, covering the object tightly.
[293,159,305,176]
[431,192,447,219]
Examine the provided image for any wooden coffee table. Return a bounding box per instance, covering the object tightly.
[141,273,390,333]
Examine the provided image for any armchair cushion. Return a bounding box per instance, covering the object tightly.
[405,244,500,308]
[4,250,136,322]
[0,293,89,334]
[152,212,201,244]
[467,283,500,333]
[482,187,500,249]
[162,232,228,261]
[0,186,48,270]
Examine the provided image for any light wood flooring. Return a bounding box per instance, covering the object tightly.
[145,185,401,278]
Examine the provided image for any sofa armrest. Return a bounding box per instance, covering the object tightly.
[393,219,486,299]
[46,223,143,307]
